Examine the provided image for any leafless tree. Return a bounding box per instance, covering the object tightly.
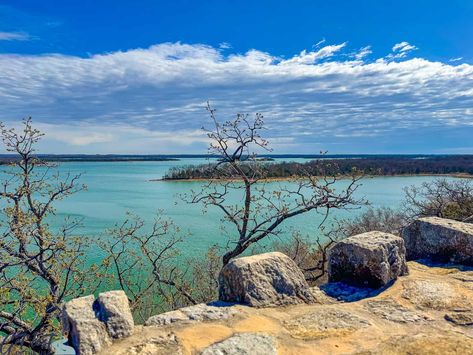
[186,103,365,265]
[100,213,198,323]
[404,178,473,223]
[337,206,409,236]
[0,119,99,353]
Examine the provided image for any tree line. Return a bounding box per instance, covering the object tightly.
[162,155,473,180]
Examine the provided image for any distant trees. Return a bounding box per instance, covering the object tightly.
[184,103,364,265]
[163,156,473,180]
[0,119,99,353]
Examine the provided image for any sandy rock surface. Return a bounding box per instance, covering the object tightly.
[99,261,473,355]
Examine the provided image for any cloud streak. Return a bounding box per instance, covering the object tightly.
[0,31,30,41]
[0,41,472,153]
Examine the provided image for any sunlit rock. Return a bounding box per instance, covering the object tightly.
[328,231,408,287]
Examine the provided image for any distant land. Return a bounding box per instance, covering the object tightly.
[0,154,472,164]
[161,155,473,180]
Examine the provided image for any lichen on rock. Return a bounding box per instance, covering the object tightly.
[201,333,277,355]
[328,231,408,288]
[218,252,316,307]
[402,217,473,264]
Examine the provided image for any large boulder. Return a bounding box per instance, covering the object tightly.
[218,252,315,307]
[401,217,473,264]
[328,231,408,288]
[97,290,134,338]
[62,295,111,355]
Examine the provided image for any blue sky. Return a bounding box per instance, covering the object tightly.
[0,0,472,154]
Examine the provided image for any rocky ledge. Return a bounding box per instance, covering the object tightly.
[98,262,473,355]
[61,217,473,354]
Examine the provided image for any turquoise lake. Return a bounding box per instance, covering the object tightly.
[26,158,462,262]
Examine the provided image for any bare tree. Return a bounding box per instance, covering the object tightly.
[337,206,409,236]
[0,119,99,353]
[186,103,364,265]
[404,178,473,223]
[100,213,198,323]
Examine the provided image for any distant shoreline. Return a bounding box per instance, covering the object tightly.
[152,173,473,183]
[0,153,472,164]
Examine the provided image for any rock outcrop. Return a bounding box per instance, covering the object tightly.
[63,217,473,354]
[218,252,316,307]
[145,303,237,326]
[402,217,473,264]
[62,292,134,354]
[201,333,277,355]
[62,295,112,355]
[328,231,408,287]
[97,290,134,338]
[99,262,473,355]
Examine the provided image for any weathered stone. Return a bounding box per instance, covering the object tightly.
[365,298,430,323]
[145,310,189,326]
[402,280,456,310]
[62,295,111,355]
[218,252,315,307]
[180,303,238,321]
[97,290,134,339]
[449,271,473,289]
[328,231,408,288]
[402,217,473,264]
[284,307,371,339]
[114,333,183,355]
[201,333,277,355]
[367,333,473,355]
[445,310,473,326]
[145,303,238,327]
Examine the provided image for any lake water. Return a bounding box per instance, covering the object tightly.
[27,158,459,261]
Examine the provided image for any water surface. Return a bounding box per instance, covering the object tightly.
[35,159,461,260]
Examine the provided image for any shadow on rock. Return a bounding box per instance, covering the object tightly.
[320,281,393,302]
[413,258,473,271]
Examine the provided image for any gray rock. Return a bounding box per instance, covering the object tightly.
[328,231,409,288]
[145,310,190,326]
[180,303,238,321]
[62,295,111,355]
[402,280,456,310]
[201,333,277,355]
[365,298,430,323]
[218,252,315,307]
[284,307,371,339]
[145,303,237,327]
[97,290,134,338]
[402,217,473,264]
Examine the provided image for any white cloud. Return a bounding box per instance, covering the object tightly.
[219,42,231,49]
[0,41,472,153]
[0,31,30,41]
[282,42,347,64]
[354,46,372,60]
[392,41,417,52]
[388,41,418,60]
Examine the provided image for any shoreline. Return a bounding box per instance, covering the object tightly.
[151,172,473,183]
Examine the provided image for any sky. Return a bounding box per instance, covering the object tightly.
[0,0,472,154]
